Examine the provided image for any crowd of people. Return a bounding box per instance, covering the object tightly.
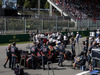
[3,31,77,70]
[3,31,100,74]
[53,0,100,20]
[72,34,100,69]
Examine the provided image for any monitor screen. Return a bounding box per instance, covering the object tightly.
[2,0,17,9]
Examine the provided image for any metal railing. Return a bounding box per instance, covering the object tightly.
[0,17,75,34]
[0,17,100,34]
[47,61,55,75]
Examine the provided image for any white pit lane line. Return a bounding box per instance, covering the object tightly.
[76,71,89,75]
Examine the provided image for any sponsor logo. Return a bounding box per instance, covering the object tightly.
[9,35,20,42]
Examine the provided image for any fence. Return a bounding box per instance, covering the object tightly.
[77,20,100,30]
[0,17,75,34]
[0,17,100,34]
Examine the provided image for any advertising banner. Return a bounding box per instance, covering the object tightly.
[2,0,17,9]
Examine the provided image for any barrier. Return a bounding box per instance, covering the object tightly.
[0,34,29,44]
[0,31,89,44]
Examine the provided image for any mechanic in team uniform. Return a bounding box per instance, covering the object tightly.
[37,40,42,50]
[70,37,76,56]
[58,42,65,66]
[40,43,49,70]
[4,44,12,68]
[30,42,38,69]
[11,42,18,70]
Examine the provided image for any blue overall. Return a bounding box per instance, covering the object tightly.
[40,46,49,70]
[58,44,65,66]
[11,46,18,69]
[30,46,38,69]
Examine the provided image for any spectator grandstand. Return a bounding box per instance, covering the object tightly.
[51,0,100,20]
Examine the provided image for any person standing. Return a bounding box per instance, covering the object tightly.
[58,42,65,66]
[76,32,80,44]
[95,34,100,45]
[4,44,12,68]
[63,34,67,47]
[68,32,71,41]
[37,40,42,50]
[82,41,87,55]
[30,42,38,69]
[70,37,76,56]
[57,33,61,41]
[89,37,95,47]
[71,31,74,37]
[11,42,18,70]
[96,29,100,38]
[86,36,89,50]
[40,43,49,70]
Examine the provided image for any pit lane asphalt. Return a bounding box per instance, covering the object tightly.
[0,37,88,75]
